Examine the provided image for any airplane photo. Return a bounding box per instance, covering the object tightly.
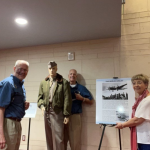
[102,92,128,100]
[107,84,127,91]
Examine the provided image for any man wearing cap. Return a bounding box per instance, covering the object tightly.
[0,60,30,150]
[64,69,94,150]
[37,61,72,150]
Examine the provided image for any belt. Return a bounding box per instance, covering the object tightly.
[7,117,21,122]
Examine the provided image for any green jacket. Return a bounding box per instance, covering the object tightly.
[37,73,72,117]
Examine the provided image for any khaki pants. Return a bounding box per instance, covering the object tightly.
[44,108,64,150]
[64,114,81,150]
[0,118,22,150]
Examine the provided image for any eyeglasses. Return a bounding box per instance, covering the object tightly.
[16,67,28,73]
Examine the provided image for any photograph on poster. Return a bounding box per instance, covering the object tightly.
[102,83,127,92]
[96,78,135,124]
[102,82,128,100]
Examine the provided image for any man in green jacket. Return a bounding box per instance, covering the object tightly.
[37,61,72,150]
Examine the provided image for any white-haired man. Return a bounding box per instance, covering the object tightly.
[0,60,30,150]
[64,69,94,150]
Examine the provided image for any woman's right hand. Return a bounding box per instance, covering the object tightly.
[115,123,123,129]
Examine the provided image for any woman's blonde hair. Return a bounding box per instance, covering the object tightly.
[131,74,149,85]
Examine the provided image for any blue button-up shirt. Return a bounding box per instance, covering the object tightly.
[70,82,93,114]
[0,75,26,119]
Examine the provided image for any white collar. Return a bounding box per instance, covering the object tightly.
[70,84,77,88]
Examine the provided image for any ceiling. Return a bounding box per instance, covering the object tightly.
[0,0,121,50]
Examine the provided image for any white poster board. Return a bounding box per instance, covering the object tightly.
[24,103,37,118]
[96,78,135,124]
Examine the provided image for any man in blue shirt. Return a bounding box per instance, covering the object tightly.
[0,60,30,150]
[64,69,94,150]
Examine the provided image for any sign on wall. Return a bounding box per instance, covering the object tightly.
[96,78,135,124]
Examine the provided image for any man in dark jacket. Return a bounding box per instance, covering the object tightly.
[37,61,72,150]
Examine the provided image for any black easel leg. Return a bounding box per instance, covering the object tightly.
[27,118,31,150]
[118,129,122,150]
[98,124,106,150]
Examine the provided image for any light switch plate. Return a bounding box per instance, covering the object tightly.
[68,52,75,61]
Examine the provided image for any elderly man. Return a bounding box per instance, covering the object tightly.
[64,69,94,150]
[0,60,30,150]
[37,61,72,150]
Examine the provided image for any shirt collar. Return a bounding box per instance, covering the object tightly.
[10,74,24,85]
[70,81,78,88]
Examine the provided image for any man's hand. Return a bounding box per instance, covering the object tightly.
[115,123,123,129]
[25,102,30,110]
[64,117,69,124]
[75,93,84,101]
[0,107,5,149]
[0,134,6,149]
[41,106,45,116]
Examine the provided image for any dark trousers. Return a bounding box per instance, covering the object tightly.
[138,143,150,150]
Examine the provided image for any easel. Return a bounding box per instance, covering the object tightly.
[27,118,31,150]
[98,77,122,150]
[23,103,37,150]
[98,124,122,150]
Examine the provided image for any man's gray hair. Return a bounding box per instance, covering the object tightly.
[15,60,29,67]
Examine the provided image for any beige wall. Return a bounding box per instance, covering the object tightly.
[0,0,150,149]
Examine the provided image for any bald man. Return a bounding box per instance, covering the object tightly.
[64,69,94,150]
[0,60,30,150]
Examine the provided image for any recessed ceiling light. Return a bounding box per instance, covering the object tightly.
[15,18,28,25]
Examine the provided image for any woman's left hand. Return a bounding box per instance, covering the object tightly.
[115,123,123,129]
